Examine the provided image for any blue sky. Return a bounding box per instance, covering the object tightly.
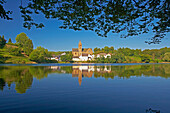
[0,0,169,51]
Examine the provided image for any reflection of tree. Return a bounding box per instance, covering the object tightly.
[15,70,33,94]
[0,78,5,91]
[163,65,170,75]
[0,66,63,93]
[29,66,49,80]
[0,64,169,93]
[0,66,33,94]
[93,64,170,79]
[60,66,73,73]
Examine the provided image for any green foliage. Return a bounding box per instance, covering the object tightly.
[111,53,126,63]
[6,43,18,46]
[163,52,170,62]
[8,47,22,56]
[15,32,33,55]
[23,39,33,56]
[60,52,73,62]
[94,46,115,54]
[103,46,110,54]
[0,35,6,48]
[15,32,29,47]
[93,47,170,63]
[8,38,12,43]
[29,46,49,63]
[141,55,151,63]
[0,49,33,64]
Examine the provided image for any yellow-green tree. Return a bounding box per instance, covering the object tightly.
[15,32,33,55]
[163,52,170,62]
[29,46,49,63]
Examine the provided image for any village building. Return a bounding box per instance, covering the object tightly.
[96,53,112,58]
[50,52,66,61]
[72,41,94,61]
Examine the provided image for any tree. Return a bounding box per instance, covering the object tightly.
[15,32,33,55]
[1,0,169,44]
[110,46,114,53]
[141,54,151,63]
[60,52,73,62]
[163,52,170,62]
[23,39,33,56]
[8,38,12,43]
[111,53,126,63]
[29,46,49,63]
[0,35,6,48]
[94,47,99,53]
[15,32,29,48]
[103,46,110,53]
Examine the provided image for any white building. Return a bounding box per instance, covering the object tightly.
[72,54,94,61]
[96,53,112,58]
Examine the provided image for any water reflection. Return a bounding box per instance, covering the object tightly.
[72,66,93,86]
[0,64,170,94]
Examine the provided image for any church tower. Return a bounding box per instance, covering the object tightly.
[78,40,82,56]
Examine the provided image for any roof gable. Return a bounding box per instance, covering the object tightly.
[82,48,92,52]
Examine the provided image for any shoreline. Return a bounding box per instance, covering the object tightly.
[0,62,170,66]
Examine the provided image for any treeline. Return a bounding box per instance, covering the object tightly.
[93,46,170,63]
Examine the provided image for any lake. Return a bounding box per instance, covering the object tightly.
[0,63,170,113]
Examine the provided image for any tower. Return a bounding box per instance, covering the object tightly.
[78,40,82,56]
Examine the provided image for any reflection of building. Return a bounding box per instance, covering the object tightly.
[96,66,112,73]
[72,41,94,61]
[50,66,66,73]
[50,66,60,70]
[72,66,94,86]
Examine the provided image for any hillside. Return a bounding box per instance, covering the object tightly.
[0,44,36,64]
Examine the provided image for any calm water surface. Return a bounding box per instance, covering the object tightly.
[0,64,170,113]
